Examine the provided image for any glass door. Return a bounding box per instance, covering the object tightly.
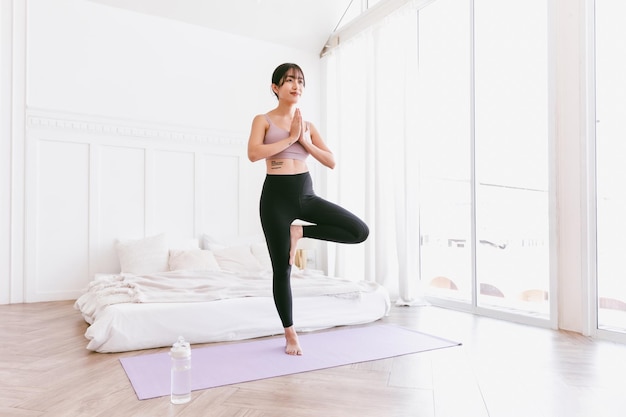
[417,0,472,304]
[419,0,551,320]
[473,0,550,317]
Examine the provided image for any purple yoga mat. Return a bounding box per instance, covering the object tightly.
[119,324,460,400]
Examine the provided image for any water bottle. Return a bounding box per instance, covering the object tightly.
[170,336,191,404]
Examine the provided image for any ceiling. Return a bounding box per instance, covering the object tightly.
[90,0,353,54]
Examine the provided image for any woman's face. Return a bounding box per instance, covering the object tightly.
[274,69,305,103]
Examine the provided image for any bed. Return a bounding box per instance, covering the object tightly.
[74,233,391,353]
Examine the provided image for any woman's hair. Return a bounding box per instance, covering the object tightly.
[271,63,305,99]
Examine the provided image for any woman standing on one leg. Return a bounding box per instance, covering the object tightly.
[247,63,369,356]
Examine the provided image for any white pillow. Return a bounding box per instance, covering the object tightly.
[250,242,272,270]
[168,249,221,272]
[116,233,169,274]
[212,245,264,274]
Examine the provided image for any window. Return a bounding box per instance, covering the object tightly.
[474,0,550,316]
[417,0,472,303]
[419,0,551,319]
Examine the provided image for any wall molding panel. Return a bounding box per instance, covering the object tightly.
[27,108,246,148]
[24,108,251,302]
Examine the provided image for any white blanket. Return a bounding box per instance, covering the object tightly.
[74,270,380,324]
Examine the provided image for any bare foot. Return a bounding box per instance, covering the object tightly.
[289,224,303,266]
[284,326,303,355]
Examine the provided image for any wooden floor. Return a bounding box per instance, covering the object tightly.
[2,301,626,417]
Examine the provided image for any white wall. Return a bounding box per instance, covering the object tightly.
[24,109,249,301]
[1,0,14,305]
[27,0,321,130]
[1,0,322,303]
[1,0,27,305]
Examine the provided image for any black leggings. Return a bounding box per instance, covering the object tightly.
[259,172,369,328]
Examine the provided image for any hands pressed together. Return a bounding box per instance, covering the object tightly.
[289,108,312,146]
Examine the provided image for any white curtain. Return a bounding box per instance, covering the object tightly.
[321,5,423,304]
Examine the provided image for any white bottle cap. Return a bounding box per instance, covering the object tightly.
[170,336,191,358]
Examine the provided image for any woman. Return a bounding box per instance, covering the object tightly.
[247,63,369,355]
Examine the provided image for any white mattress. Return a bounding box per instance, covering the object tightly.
[80,281,390,353]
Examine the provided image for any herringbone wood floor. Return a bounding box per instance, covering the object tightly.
[2,301,626,417]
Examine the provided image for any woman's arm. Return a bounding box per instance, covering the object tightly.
[299,121,336,169]
[247,114,301,162]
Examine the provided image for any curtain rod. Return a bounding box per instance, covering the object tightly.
[320,0,435,57]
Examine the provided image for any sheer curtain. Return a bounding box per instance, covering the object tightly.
[321,5,421,303]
